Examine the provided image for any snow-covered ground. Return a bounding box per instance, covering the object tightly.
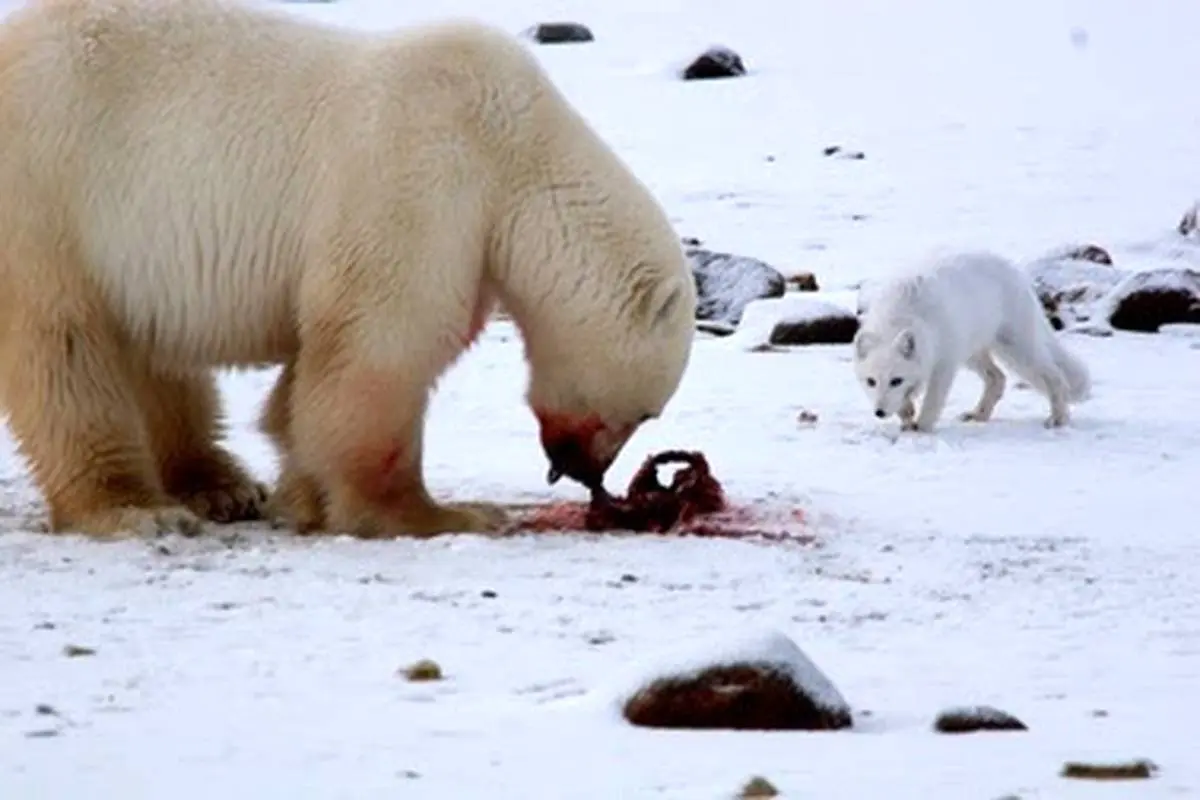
[3,0,1200,797]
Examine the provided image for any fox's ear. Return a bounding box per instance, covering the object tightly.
[893,329,917,360]
[853,330,876,359]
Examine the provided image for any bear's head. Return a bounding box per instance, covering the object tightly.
[526,266,696,493]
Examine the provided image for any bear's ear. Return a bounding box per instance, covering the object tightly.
[893,329,917,360]
[633,272,687,331]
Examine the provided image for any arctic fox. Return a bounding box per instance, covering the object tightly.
[852,251,1092,432]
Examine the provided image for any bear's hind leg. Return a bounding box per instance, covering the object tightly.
[1,314,202,538]
[138,368,269,524]
[289,355,507,539]
[258,360,327,533]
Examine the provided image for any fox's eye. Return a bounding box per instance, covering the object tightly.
[866,378,877,388]
[889,377,903,387]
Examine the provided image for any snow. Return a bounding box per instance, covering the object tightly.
[3,0,1200,797]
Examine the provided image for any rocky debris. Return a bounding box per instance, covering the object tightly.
[1061,759,1157,780]
[823,145,865,160]
[681,46,746,80]
[1025,245,1125,330]
[522,22,594,45]
[737,776,780,798]
[686,243,786,327]
[399,658,444,682]
[933,705,1028,733]
[726,294,859,350]
[786,271,819,291]
[1178,202,1199,238]
[1102,267,1200,333]
[618,629,853,731]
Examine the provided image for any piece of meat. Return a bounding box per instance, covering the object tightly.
[518,450,727,533]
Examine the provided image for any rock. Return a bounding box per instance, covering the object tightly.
[1025,246,1125,330]
[738,776,780,798]
[726,294,858,351]
[618,629,853,731]
[1061,759,1158,780]
[786,271,820,291]
[687,246,786,326]
[681,46,746,81]
[769,301,859,346]
[1101,267,1200,333]
[1178,202,1199,238]
[400,658,443,682]
[522,22,594,45]
[933,705,1028,733]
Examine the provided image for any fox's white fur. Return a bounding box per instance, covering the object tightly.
[852,251,1091,432]
[0,0,696,539]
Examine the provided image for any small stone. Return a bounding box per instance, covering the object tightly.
[523,22,594,45]
[620,573,638,583]
[933,705,1028,733]
[62,644,96,658]
[738,775,780,798]
[400,659,443,682]
[1061,759,1157,780]
[796,409,819,425]
[823,145,865,160]
[34,704,57,716]
[481,589,498,599]
[681,46,746,81]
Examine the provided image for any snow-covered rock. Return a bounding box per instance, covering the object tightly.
[724,293,858,351]
[1024,245,1125,330]
[609,629,853,731]
[1101,267,1200,333]
[687,244,786,327]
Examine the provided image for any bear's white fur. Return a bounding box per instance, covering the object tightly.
[0,0,697,538]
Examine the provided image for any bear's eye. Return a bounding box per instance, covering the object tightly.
[866,378,877,388]
[889,377,904,387]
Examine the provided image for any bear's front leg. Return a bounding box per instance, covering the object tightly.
[138,368,269,523]
[259,361,327,533]
[1,312,203,539]
[290,362,508,539]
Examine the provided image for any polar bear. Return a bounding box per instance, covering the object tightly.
[0,0,697,539]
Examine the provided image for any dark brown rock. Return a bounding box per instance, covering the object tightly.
[1105,267,1200,333]
[523,22,594,44]
[786,271,820,291]
[620,631,853,731]
[1061,759,1157,780]
[933,705,1028,734]
[768,301,859,345]
[681,46,746,80]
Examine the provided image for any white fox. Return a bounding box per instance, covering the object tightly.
[852,251,1092,432]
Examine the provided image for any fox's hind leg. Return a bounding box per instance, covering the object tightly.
[959,351,1007,423]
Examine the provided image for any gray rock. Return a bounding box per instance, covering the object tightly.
[686,244,786,326]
